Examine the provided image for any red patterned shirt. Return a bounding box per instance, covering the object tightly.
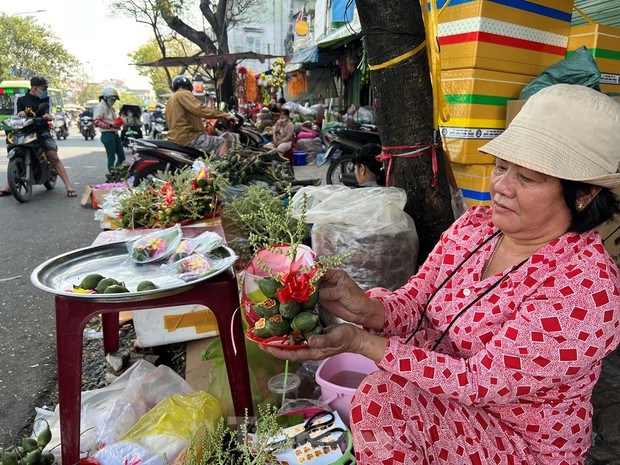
[373,206,620,461]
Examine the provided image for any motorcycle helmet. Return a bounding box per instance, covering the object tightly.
[101,87,120,101]
[172,75,193,92]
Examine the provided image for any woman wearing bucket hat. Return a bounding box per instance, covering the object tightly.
[265,84,620,464]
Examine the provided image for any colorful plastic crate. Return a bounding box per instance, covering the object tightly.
[567,23,620,96]
[435,0,574,75]
[440,68,533,164]
[452,162,495,206]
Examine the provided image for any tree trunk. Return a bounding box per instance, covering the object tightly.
[356,0,455,266]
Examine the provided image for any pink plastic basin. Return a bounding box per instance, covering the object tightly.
[315,352,379,426]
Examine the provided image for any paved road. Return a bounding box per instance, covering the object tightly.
[0,129,120,438]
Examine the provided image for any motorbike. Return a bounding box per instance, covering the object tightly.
[126,138,204,186]
[4,103,58,202]
[52,114,69,140]
[79,116,96,140]
[213,112,264,149]
[150,117,167,139]
[320,125,381,186]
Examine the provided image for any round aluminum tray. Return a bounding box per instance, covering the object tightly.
[31,241,237,303]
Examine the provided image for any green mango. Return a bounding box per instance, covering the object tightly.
[137,280,158,292]
[254,299,279,318]
[79,273,105,290]
[301,287,319,310]
[303,325,324,340]
[21,438,38,453]
[279,300,301,319]
[95,278,119,294]
[266,314,290,337]
[291,311,319,333]
[103,284,130,293]
[252,318,272,338]
[257,278,281,299]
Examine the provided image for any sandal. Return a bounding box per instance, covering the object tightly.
[66,190,77,198]
[0,190,10,197]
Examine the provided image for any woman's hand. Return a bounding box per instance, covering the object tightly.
[263,323,387,363]
[319,269,385,330]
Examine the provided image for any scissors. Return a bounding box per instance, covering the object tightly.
[272,410,347,450]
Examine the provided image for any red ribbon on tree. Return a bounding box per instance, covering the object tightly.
[376,143,439,187]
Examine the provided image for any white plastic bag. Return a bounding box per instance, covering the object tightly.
[33,360,195,462]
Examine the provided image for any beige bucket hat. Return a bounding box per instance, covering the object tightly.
[479,84,620,188]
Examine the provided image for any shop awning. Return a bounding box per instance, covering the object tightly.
[290,46,319,64]
[316,14,361,49]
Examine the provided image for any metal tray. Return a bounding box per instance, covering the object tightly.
[31,241,237,303]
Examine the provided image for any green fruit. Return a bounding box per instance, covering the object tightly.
[257,278,281,298]
[21,439,38,453]
[41,452,55,465]
[303,325,324,340]
[254,299,279,318]
[252,318,271,338]
[3,452,18,465]
[24,449,41,465]
[266,314,290,337]
[279,300,301,319]
[95,278,119,294]
[136,280,158,292]
[103,284,129,293]
[291,311,319,333]
[197,178,207,187]
[301,287,319,310]
[37,425,52,448]
[79,273,105,290]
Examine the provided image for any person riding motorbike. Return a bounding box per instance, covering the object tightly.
[165,75,232,156]
[93,87,126,173]
[0,76,76,197]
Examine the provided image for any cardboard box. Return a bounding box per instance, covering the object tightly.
[132,304,219,347]
[436,0,573,74]
[81,183,128,209]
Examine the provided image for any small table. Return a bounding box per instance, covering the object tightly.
[50,225,252,465]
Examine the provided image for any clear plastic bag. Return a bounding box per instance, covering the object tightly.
[128,224,183,263]
[161,251,237,282]
[291,186,419,297]
[171,231,224,262]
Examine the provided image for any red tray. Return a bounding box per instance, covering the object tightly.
[245,328,309,350]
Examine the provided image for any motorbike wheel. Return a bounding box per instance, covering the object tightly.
[7,157,33,202]
[132,163,169,187]
[44,170,58,190]
[326,153,356,186]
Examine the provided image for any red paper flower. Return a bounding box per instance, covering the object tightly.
[277,271,312,303]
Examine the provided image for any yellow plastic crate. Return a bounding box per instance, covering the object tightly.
[567,23,620,75]
[452,162,494,206]
[435,0,573,74]
[443,136,498,165]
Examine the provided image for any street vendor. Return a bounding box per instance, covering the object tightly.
[265,85,620,465]
[265,109,295,155]
[165,75,232,156]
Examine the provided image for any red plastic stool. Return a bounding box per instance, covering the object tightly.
[54,269,251,465]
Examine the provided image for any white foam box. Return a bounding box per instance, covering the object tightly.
[133,304,219,347]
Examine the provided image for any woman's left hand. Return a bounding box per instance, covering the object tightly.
[263,324,387,363]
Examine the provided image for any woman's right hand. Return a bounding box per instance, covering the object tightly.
[319,268,385,330]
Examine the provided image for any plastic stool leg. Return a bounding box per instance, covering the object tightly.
[102,312,120,354]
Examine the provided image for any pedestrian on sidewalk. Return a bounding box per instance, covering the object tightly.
[93,87,125,173]
[266,84,620,465]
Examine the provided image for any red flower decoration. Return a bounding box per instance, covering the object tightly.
[277,271,312,303]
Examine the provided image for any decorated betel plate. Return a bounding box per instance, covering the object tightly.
[31,241,237,303]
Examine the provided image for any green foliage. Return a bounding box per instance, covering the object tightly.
[179,405,291,465]
[106,162,131,183]
[0,14,80,85]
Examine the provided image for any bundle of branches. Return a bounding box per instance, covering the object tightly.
[213,147,295,190]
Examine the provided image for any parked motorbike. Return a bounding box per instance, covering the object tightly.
[214,112,264,149]
[79,116,96,140]
[150,117,167,139]
[121,124,143,148]
[119,104,144,148]
[4,103,58,202]
[127,138,203,186]
[52,114,69,140]
[321,125,381,185]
